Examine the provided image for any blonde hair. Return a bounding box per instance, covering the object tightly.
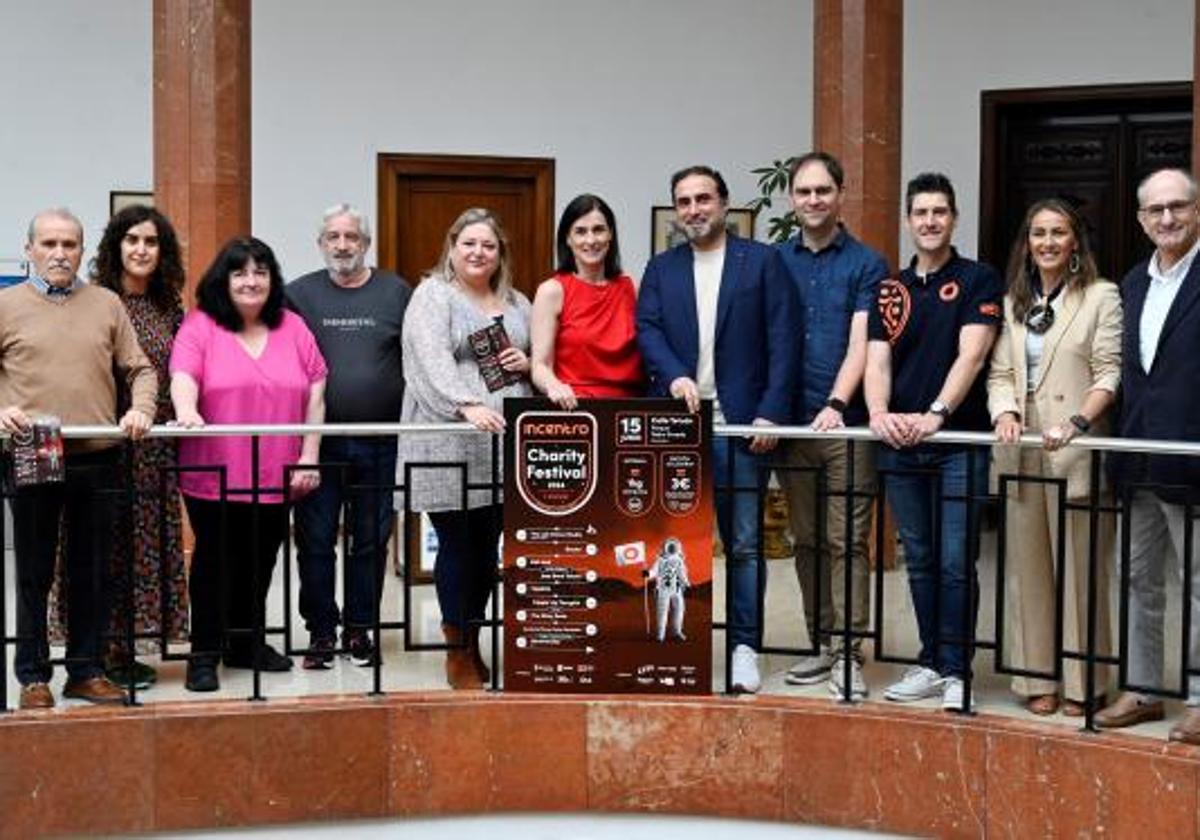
[429,207,514,298]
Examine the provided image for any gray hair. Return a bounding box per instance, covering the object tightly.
[27,207,84,244]
[1137,168,1199,207]
[318,203,371,242]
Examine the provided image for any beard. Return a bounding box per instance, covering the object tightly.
[324,251,365,278]
[678,216,725,245]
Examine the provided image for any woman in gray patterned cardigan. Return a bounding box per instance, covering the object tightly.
[399,207,532,689]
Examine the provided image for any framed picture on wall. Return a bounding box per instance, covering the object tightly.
[650,206,757,255]
[109,190,154,217]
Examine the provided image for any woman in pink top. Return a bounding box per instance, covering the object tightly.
[169,237,327,692]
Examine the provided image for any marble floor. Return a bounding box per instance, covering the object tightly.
[0,525,1185,744]
[149,813,906,839]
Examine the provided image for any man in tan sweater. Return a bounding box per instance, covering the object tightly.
[0,208,156,709]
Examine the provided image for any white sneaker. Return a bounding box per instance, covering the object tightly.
[941,677,971,711]
[828,656,868,699]
[730,644,761,694]
[884,666,942,702]
[785,646,833,685]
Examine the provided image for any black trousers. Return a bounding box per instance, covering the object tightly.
[11,447,119,684]
[182,496,287,660]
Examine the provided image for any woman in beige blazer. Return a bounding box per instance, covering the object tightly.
[987,197,1122,717]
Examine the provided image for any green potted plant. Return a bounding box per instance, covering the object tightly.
[747,156,800,244]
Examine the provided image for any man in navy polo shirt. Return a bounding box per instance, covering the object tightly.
[776,152,888,699]
[863,172,1001,710]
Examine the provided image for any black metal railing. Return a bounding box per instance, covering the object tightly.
[1,420,1195,734]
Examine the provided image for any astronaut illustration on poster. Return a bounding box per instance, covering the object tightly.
[644,537,690,642]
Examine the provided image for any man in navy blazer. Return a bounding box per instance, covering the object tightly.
[637,165,800,693]
[1097,168,1200,741]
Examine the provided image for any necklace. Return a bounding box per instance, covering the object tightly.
[1025,278,1065,335]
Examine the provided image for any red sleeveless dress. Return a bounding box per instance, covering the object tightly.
[553,272,643,397]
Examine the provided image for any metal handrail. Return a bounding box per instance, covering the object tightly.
[17,420,1200,457]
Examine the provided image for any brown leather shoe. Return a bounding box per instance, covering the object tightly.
[1169,708,1200,744]
[1061,694,1107,718]
[19,682,54,710]
[1025,694,1060,716]
[442,624,483,690]
[63,676,128,705]
[1094,691,1164,729]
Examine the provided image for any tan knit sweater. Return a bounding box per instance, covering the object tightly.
[0,282,156,451]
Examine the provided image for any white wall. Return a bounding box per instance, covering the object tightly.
[251,0,814,279]
[2,1,1194,281]
[0,1,152,271]
[903,0,1194,263]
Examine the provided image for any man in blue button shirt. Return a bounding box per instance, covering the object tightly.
[864,173,1001,711]
[776,152,888,699]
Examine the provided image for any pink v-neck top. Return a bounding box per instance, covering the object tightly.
[170,309,327,502]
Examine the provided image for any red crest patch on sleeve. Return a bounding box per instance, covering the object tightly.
[979,302,1000,318]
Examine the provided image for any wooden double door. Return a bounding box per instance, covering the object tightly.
[980,82,1192,281]
[376,153,555,299]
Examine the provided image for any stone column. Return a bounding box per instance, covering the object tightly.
[153,0,251,304]
[813,1,903,570]
[813,0,902,267]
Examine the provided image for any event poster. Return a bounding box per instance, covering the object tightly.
[503,398,713,694]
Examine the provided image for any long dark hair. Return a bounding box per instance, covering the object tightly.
[1005,198,1098,321]
[195,237,286,332]
[555,194,623,279]
[90,204,184,310]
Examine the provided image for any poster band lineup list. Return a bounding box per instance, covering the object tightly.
[503,398,713,694]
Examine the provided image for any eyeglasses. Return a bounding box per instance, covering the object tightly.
[1139,200,1196,220]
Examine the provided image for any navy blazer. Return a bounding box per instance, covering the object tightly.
[635,233,799,425]
[1111,254,1200,501]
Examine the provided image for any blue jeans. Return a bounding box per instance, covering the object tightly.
[713,437,767,649]
[877,444,988,678]
[295,436,397,638]
[428,505,502,629]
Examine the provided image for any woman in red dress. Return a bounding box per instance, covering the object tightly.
[531,194,643,408]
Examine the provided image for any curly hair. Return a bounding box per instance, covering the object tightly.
[90,204,184,310]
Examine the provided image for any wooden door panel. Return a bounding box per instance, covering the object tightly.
[378,154,554,302]
[980,83,1191,283]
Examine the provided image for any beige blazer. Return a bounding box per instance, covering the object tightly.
[987,279,1122,499]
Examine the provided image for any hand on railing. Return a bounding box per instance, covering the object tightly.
[170,408,206,428]
[748,417,779,454]
[461,404,505,433]
[810,405,845,431]
[994,412,1022,444]
[118,408,153,440]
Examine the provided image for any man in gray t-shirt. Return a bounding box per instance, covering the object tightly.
[285,203,411,668]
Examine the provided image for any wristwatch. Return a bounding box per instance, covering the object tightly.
[1069,414,1091,434]
[826,396,847,413]
[929,400,951,419]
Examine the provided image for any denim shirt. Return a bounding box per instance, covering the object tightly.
[776,227,888,423]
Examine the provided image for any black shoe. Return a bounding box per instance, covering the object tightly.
[344,629,379,667]
[302,634,336,670]
[185,658,219,692]
[107,659,158,690]
[224,643,294,672]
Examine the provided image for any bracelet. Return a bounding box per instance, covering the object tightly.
[826,396,847,413]
[1069,414,1091,434]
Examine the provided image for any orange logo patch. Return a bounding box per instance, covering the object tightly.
[979,302,1000,318]
[939,280,960,302]
[877,278,911,344]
